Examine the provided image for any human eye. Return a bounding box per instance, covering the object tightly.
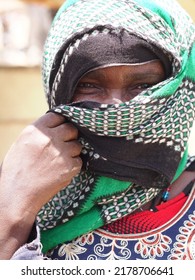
[136,83,151,90]
[127,83,151,97]
[77,82,95,89]
[75,82,101,94]
[77,82,101,90]
[123,83,152,101]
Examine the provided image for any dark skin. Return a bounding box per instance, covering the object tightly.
[74,61,165,104]
[0,60,194,259]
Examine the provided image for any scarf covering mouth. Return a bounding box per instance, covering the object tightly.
[38,0,195,253]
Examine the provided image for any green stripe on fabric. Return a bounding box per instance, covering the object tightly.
[186,43,195,80]
[41,206,103,253]
[78,176,132,214]
[133,0,175,31]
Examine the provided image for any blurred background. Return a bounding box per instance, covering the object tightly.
[0,0,195,162]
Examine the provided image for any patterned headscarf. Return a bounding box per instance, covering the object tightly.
[38,0,195,253]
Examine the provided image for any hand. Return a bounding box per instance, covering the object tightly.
[0,112,82,258]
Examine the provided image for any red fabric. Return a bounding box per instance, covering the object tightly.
[103,192,187,234]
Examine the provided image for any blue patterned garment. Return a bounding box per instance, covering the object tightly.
[46,186,195,260]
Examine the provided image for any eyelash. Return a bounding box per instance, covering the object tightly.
[78,83,97,88]
[77,83,150,89]
[136,84,150,89]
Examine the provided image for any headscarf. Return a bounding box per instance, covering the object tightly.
[38,0,195,253]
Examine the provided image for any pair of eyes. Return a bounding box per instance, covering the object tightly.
[75,82,151,94]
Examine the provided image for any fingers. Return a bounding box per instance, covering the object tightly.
[52,122,79,141]
[33,112,79,141]
[71,156,83,171]
[65,140,83,157]
[34,112,66,128]
[42,112,82,157]
[31,111,82,164]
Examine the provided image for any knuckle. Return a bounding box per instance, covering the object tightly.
[74,156,83,168]
[22,124,36,136]
[22,125,50,149]
[61,158,82,182]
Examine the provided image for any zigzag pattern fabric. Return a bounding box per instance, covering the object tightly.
[37,0,195,253]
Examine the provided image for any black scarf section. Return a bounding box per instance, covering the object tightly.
[80,130,179,189]
[48,26,172,107]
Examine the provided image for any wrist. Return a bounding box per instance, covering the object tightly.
[0,207,36,259]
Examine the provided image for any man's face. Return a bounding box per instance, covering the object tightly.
[73,60,165,104]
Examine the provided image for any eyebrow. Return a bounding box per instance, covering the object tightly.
[123,72,162,82]
[82,68,163,83]
[81,70,107,80]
